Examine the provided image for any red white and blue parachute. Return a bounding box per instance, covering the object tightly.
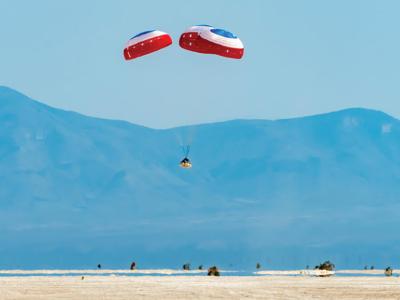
[179,25,244,59]
[124,30,172,60]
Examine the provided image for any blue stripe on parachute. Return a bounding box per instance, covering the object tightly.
[210,28,237,39]
[131,30,156,39]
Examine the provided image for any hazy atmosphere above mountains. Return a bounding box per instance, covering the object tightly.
[1,1,400,128]
[0,86,399,269]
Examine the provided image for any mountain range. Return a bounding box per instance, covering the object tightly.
[0,86,399,269]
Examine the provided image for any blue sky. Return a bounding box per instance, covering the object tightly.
[1,0,399,128]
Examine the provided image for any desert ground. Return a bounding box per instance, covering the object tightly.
[1,271,400,300]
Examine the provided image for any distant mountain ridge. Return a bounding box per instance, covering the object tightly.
[0,86,399,269]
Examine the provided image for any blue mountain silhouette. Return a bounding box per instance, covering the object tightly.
[0,86,399,269]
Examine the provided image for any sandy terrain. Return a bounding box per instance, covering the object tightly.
[1,274,400,300]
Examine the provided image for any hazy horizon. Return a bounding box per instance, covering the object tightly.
[1,85,398,130]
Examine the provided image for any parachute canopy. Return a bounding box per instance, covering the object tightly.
[179,25,244,59]
[124,30,172,60]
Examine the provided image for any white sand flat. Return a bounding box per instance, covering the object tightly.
[1,275,400,300]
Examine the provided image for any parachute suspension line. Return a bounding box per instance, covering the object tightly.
[185,145,190,157]
[181,145,190,157]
